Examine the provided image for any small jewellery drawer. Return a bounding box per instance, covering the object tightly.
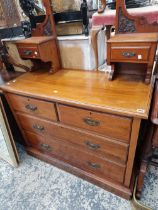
[110,45,150,63]
[17,46,40,59]
[6,93,57,121]
[25,131,126,183]
[58,104,132,142]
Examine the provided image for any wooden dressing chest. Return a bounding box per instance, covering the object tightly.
[1,70,153,199]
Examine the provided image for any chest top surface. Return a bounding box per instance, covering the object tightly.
[16,36,54,45]
[108,33,158,43]
[1,69,153,119]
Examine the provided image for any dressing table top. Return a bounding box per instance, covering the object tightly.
[1,69,153,119]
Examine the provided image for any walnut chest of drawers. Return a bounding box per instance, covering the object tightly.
[1,70,153,199]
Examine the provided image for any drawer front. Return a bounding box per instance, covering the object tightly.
[17,46,40,59]
[16,113,55,136]
[16,113,128,163]
[49,124,129,164]
[111,46,150,62]
[58,104,132,142]
[25,131,126,183]
[6,93,57,121]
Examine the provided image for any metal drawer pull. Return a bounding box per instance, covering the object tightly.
[33,124,44,132]
[83,118,100,126]
[25,104,37,112]
[87,161,101,169]
[23,50,32,56]
[85,141,100,150]
[40,143,52,152]
[122,52,136,58]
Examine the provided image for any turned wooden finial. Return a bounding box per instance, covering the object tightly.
[98,0,106,13]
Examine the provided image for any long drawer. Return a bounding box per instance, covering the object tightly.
[110,45,150,63]
[16,113,129,163]
[25,131,126,183]
[58,104,132,142]
[6,93,57,121]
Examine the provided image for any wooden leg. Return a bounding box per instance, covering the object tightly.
[145,67,151,84]
[49,63,54,74]
[91,26,103,70]
[108,64,115,80]
[136,161,148,199]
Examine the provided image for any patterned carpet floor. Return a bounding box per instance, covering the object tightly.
[0,145,158,210]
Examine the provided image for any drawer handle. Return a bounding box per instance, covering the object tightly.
[122,52,136,58]
[83,118,100,126]
[25,104,37,112]
[87,161,101,169]
[40,143,52,152]
[85,141,100,150]
[23,50,32,56]
[33,124,44,132]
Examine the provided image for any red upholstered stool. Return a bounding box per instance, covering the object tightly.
[92,6,158,26]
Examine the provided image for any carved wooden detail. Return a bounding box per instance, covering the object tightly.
[0,0,20,28]
[32,0,57,37]
[43,17,53,36]
[116,0,158,34]
[118,7,136,33]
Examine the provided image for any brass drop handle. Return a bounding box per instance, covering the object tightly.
[122,52,136,58]
[83,118,100,126]
[87,161,101,169]
[23,50,32,56]
[25,104,37,112]
[85,141,100,150]
[33,124,44,132]
[40,143,52,152]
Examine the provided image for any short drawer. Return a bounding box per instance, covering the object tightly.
[17,46,40,59]
[111,46,150,62]
[16,113,128,163]
[58,104,132,142]
[25,131,126,183]
[6,93,57,121]
[16,113,55,136]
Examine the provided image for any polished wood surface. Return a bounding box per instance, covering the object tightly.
[1,70,153,119]
[16,37,55,45]
[108,33,158,43]
[58,104,132,142]
[0,70,22,89]
[6,93,57,121]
